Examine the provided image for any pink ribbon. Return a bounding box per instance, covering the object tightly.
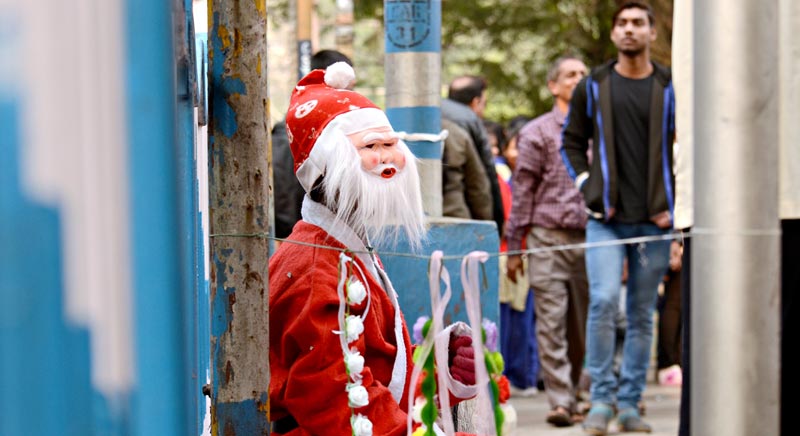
[406,250,453,435]
[461,251,496,435]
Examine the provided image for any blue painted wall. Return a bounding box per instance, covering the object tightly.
[1,1,198,434]
[378,218,500,329]
[0,98,95,436]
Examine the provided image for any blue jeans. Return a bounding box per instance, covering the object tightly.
[585,219,671,411]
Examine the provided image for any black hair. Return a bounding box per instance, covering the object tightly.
[483,119,507,153]
[448,75,487,106]
[311,49,353,71]
[612,1,655,27]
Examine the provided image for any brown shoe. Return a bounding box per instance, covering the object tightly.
[546,406,574,427]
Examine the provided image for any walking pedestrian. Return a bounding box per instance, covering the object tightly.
[505,55,590,427]
[561,2,676,434]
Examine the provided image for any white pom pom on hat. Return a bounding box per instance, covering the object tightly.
[324,61,356,89]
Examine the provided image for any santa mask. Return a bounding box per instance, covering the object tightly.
[286,62,425,249]
[347,126,407,179]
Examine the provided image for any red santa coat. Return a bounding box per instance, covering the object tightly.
[270,199,423,435]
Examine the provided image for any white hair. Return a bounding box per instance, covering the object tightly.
[320,132,426,251]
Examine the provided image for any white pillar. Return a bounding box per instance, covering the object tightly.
[693,0,781,435]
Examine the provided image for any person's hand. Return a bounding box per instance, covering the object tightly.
[449,335,476,385]
[650,210,672,229]
[506,254,523,284]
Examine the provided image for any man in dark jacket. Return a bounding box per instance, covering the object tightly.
[441,76,505,237]
[560,2,675,434]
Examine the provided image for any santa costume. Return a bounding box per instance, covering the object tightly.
[269,63,477,435]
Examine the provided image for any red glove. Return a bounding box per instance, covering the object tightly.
[449,335,476,385]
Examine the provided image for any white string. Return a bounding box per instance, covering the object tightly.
[270,228,778,261]
[271,232,683,262]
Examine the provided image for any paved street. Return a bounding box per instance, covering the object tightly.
[507,382,681,436]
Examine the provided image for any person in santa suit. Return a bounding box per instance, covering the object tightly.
[269,62,479,436]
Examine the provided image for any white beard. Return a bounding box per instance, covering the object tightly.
[321,135,426,251]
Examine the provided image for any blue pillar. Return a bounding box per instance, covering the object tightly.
[126,0,188,434]
[1,1,190,435]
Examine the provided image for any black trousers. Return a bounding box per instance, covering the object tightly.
[678,233,691,436]
[781,219,799,436]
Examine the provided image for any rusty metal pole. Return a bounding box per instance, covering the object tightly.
[207,0,271,434]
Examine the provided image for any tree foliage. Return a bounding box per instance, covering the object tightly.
[354,0,672,123]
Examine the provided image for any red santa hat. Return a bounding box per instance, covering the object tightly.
[286,61,394,193]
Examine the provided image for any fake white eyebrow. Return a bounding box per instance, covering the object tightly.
[361,132,398,144]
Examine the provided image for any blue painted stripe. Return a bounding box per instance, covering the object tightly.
[386,106,442,159]
[592,82,612,217]
[214,395,270,434]
[209,12,246,138]
[661,83,675,218]
[126,0,188,434]
[384,0,441,53]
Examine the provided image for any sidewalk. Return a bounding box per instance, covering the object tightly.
[507,382,681,435]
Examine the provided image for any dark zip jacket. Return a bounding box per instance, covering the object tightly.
[560,60,676,225]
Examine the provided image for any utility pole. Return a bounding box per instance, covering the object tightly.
[694,0,780,434]
[297,0,312,79]
[208,0,271,434]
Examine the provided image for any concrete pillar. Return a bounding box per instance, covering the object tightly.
[693,0,780,434]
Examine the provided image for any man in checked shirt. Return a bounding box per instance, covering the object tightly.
[505,55,590,428]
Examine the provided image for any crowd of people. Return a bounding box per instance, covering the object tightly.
[269,1,692,435]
